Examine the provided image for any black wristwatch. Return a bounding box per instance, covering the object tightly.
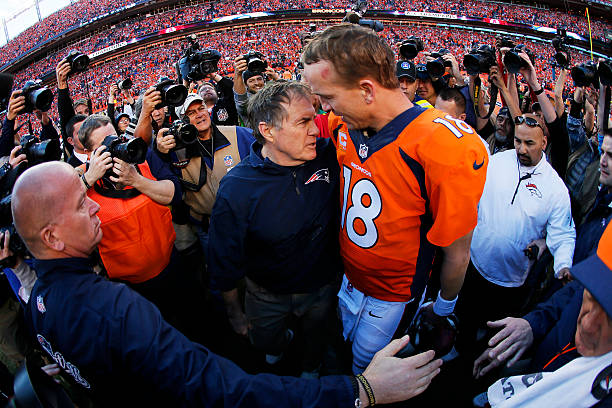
[533,86,544,96]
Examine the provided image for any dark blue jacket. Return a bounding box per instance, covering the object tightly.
[574,188,612,264]
[26,257,353,407]
[524,280,583,371]
[208,138,342,294]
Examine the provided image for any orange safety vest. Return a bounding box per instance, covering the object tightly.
[80,162,176,283]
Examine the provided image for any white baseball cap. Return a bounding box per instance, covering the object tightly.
[175,93,204,120]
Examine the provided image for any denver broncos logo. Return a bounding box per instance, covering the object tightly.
[526,183,542,198]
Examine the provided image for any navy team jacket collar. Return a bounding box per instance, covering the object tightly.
[248,141,305,175]
[33,257,93,279]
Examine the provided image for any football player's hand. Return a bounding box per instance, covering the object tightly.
[421,303,458,358]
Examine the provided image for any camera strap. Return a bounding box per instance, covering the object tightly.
[604,86,611,131]
[91,165,144,199]
[472,76,498,119]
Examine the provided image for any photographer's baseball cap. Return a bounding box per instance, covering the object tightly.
[243,70,263,83]
[175,93,203,120]
[115,112,130,123]
[415,64,430,80]
[571,222,612,319]
[396,60,416,80]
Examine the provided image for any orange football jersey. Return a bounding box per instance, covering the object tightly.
[328,106,488,302]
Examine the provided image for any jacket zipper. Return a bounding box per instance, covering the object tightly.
[293,171,300,195]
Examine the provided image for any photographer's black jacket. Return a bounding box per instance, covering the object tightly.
[210,77,239,126]
[0,117,58,158]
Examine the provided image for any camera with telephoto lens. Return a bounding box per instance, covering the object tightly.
[178,35,222,82]
[153,77,188,110]
[0,195,28,269]
[243,51,268,74]
[117,78,132,90]
[164,120,198,152]
[399,36,424,60]
[17,135,61,166]
[598,60,612,87]
[572,61,599,88]
[20,80,54,113]
[503,45,535,74]
[101,135,148,165]
[65,50,90,74]
[496,36,515,50]
[396,301,459,360]
[552,29,572,69]
[427,49,452,80]
[463,45,496,75]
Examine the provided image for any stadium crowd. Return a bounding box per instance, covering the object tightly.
[0,7,610,408]
[1,0,610,68]
[5,22,594,142]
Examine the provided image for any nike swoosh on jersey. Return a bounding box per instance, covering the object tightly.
[473,158,485,170]
[368,311,382,318]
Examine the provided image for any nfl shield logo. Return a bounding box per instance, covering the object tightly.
[223,155,234,166]
[37,295,46,313]
[358,143,368,159]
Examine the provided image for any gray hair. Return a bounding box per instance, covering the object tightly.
[78,114,112,150]
[246,80,312,144]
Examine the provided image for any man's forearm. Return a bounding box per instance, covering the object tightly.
[439,230,473,300]
[134,116,153,145]
[131,177,174,205]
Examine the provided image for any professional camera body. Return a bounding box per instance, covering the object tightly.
[552,29,572,69]
[463,45,496,75]
[427,49,452,80]
[243,51,268,74]
[504,44,535,74]
[21,80,54,113]
[0,196,28,268]
[178,35,222,82]
[164,120,198,152]
[399,36,424,60]
[18,135,61,166]
[117,78,132,90]
[153,77,188,110]
[572,61,599,88]
[496,36,515,50]
[599,60,612,87]
[65,50,90,74]
[101,135,148,165]
[98,135,148,189]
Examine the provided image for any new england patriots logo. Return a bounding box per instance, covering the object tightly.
[305,168,330,184]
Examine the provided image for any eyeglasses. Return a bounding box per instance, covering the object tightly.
[514,115,543,130]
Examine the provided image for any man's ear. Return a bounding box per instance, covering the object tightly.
[258,122,274,144]
[542,134,548,151]
[459,113,467,122]
[67,136,74,147]
[40,225,64,252]
[359,79,375,104]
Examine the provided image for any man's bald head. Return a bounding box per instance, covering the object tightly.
[12,162,101,259]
